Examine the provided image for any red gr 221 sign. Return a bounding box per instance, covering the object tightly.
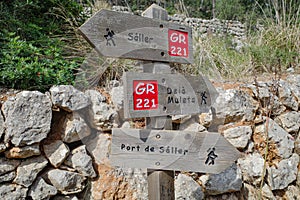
[168,29,189,57]
[133,80,159,110]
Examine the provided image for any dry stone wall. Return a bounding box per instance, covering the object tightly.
[169,14,246,39]
[0,74,300,199]
[112,6,247,39]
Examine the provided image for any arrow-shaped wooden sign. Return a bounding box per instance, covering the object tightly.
[111,128,241,174]
[79,9,193,64]
[123,72,218,118]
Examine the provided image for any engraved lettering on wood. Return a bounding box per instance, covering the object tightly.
[123,72,218,118]
[79,9,193,64]
[111,129,241,174]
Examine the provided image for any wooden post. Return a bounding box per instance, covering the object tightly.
[142,4,175,200]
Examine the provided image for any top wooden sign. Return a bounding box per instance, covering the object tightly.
[79,9,193,64]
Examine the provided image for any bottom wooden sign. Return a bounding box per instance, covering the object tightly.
[110,128,240,174]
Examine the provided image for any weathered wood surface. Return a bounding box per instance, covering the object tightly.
[148,170,174,200]
[142,5,175,200]
[111,128,241,174]
[79,9,193,64]
[123,72,218,118]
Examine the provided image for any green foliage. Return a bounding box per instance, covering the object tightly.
[249,24,300,73]
[0,0,299,91]
[0,32,79,91]
[179,34,252,80]
[215,0,246,20]
[0,0,85,40]
[0,0,87,91]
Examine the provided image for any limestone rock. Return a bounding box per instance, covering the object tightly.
[199,112,213,127]
[85,133,111,165]
[52,195,79,200]
[44,140,70,168]
[267,153,299,190]
[0,184,28,200]
[242,183,260,200]
[0,110,4,139]
[5,143,40,159]
[124,168,148,199]
[287,75,300,106]
[108,168,148,200]
[3,91,52,146]
[50,85,91,112]
[0,171,16,183]
[172,115,192,124]
[47,169,86,195]
[175,174,204,200]
[210,89,258,124]
[254,118,294,159]
[247,83,286,116]
[85,89,118,131]
[0,157,20,175]
[269,95,287,116]
[261,184,276,200]
[297,171,300,188]
[295,132,300,156]
[61,112,91,143]
[256,84,272,104]
[203,164,242,195]
[238,153,264,186]
[65,145,96,178]
[110,86,124,110]
[205,193,240,200]
[14,156,48,187]
[91,165,146,200]
[29,177,57,200]
[284,185,300,200]
[84,89,106,104]
[223,125,252,149]
[179,119,206,132]
[121,121,131,128]
[275,111,300,133]
[278,81,298,111]
[0,143,7,153]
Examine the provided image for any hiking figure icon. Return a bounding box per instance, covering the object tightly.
[201,91,207,105]
[104,28,116,46]
[205,147,218,165]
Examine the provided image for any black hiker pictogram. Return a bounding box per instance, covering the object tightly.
[205,147,218,165]
[104,28,116,46]
[201,91,207,105]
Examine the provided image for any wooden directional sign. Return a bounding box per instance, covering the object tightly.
[110,128,241,174]
[79,9,193,64]
[123,72,218,119]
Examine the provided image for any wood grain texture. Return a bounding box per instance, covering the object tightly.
[147,170,174,200]
[142,5,176,199]
[79,9,193,64]
[111,128,241,174]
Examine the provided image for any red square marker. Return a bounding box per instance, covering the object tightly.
[133,80,158,110]
[168,29,189,57]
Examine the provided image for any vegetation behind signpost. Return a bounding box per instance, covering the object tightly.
[0,0,299,91]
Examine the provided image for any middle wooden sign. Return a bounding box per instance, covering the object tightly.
[123,72,218,118]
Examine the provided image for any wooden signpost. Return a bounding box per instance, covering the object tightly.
[79,8,193,64]
[80,4,240,200]
[123,72,218,119]
[111,128,240,174]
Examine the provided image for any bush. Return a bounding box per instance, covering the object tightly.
[0,0,87,91]
[0,32,79,91]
